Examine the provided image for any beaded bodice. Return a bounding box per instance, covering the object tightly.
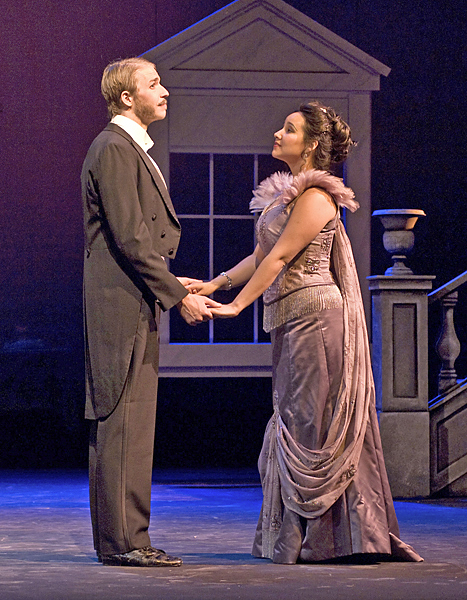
[257,203,339,306]
[250,170,358,331]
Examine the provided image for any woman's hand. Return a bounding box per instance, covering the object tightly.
[210,303,241,319]
[186,281,219,296]
[176,276,203,288]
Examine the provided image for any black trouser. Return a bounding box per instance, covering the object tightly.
[88,302,159,556]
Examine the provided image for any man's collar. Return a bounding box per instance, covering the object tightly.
[111,115,154,152]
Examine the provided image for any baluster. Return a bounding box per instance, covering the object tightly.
[436,291,460,393]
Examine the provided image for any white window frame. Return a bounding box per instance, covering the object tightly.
[159,152,272,378]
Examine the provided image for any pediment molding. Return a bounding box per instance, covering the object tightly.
[143,0,389,91]
[171,19,346,75]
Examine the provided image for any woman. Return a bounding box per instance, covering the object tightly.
[188,101,422,564]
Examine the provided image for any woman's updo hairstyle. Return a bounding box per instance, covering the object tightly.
[299,101,356,171]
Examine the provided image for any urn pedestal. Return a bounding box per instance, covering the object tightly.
[369,209,434,497]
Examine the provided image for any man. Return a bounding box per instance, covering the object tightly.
[81,57,218,567]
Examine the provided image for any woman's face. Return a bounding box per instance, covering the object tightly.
[272,112,307,171]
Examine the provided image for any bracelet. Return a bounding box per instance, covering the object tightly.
[219,271,232,290]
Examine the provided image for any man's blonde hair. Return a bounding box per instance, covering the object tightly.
[101,57,156,119]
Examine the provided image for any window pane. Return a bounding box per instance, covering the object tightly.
[213,218,255,275]
[214,154,254,215]
[213,218,255,343]
[213,290,254,343]
[172,217,210,281]
[170,153,209,215]
[258,154,284,183]
[170,309,210,343]
[168,153,274,347]
[169,217,210,343]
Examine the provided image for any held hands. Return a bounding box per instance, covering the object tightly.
[178,275,239,321]
[177,294,221,326]
[210,303,240,319]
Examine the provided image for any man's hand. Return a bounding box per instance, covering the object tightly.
[177,294,221,326]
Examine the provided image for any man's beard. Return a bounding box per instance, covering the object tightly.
[133,95,159,124]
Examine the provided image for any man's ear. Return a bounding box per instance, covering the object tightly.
[120,90,132,109]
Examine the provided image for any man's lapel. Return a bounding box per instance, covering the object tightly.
[105,123,180,226]
[133,144,180,224]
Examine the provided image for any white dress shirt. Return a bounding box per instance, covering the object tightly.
[111,114,167,187]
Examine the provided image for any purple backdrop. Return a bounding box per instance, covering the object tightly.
[0,0,464,466]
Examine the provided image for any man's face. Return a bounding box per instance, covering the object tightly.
[130,65,169,127]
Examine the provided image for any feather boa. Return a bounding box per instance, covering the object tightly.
[249,169,359,214]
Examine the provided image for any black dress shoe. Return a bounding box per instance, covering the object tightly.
[101,546,182,567]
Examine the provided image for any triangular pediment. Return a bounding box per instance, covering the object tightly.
[142,0,389,92]
[172,19,345,74]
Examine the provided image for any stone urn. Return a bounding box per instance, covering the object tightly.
[372,209,426,275]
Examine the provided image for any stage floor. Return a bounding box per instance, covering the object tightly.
[0,469,466,600]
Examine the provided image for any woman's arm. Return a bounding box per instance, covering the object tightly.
[186,244,265,296]
[211,188,337,318]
